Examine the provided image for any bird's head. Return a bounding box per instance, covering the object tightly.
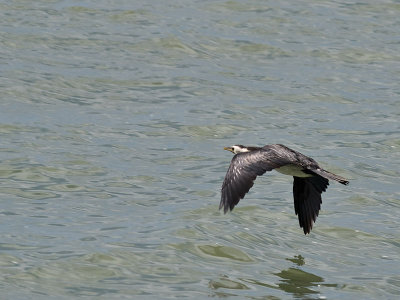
[224,145,252,154]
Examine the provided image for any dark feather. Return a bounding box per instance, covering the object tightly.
[220,148,293,213]
[310,168,349,185]
[293,176,329,234]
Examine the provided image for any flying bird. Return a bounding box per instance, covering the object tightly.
[220,144,349,234]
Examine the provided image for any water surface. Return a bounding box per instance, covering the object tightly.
[1,0,399,299]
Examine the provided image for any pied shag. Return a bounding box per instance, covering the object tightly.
[221,144,349,234]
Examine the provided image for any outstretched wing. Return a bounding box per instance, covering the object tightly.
[220,149,291,213]
[293,176,329,234]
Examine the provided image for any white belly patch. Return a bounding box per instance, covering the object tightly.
[275,164,313,178]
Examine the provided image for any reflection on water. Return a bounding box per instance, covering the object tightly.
[276,256,341,299]
[286,255,305,266]
[275,267,324,298]
[275,256,326,299]
[210,255,336,299]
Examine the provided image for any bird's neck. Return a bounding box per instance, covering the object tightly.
[237,146,260,153]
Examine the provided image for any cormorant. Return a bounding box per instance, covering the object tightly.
[221,144,349,234]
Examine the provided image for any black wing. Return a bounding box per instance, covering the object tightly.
[220,149,292,213]
[293,175,329,234]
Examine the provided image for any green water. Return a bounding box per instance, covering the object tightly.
[1,1,399,299]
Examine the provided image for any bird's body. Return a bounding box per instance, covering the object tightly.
[221,144,349,234]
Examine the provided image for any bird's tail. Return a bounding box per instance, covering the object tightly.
[311,168,349,185]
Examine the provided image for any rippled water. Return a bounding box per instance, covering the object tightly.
[1,1,399,299]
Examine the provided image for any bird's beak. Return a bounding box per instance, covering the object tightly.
[224,147,234,153]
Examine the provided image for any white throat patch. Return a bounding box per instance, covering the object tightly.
[232,145,250,154]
